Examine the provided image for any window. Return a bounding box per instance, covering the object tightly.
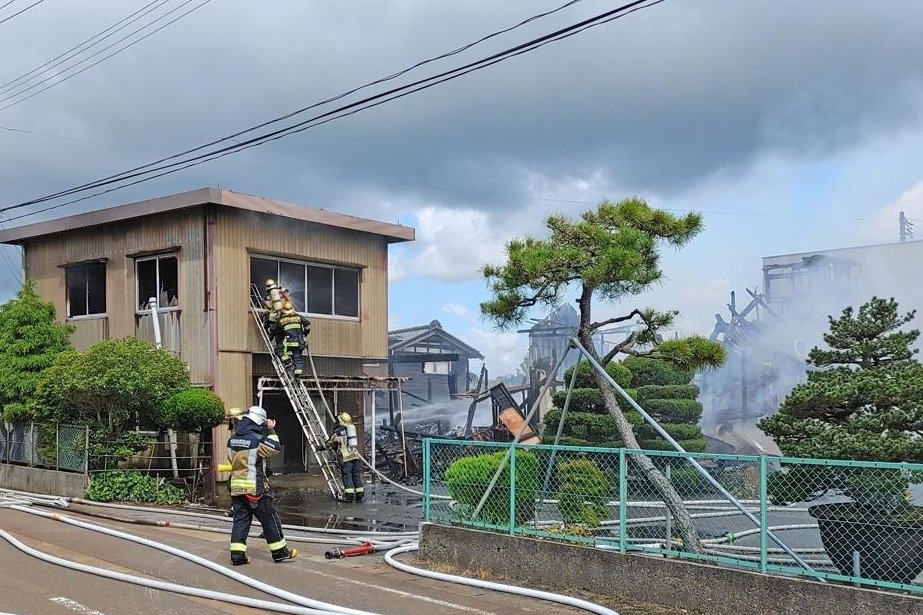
[250,255,360,318]
[423,361,451,375]
[66,262,106,318]
[137,255,178,310]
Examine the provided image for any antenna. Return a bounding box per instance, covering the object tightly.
[899,211,914,242]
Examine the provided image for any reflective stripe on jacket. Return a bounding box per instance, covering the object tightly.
[227,418,282,496]
[279,312,307,332]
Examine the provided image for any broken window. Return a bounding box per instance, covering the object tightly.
[137,255,178,310]
[66,262,106,318]
[250,255,360,318]
[423,361,451,375]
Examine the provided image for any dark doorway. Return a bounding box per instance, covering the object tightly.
[262,395,307,472]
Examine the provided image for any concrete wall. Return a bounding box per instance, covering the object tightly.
[0,465,87,498]
[419,524,923,615]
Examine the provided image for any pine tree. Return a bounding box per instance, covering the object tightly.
[481,198,725,553]
[0,283,74,423]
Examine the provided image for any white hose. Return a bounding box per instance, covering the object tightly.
[8,505,380,615]
[384,544,620,615]
[0,528,343,615]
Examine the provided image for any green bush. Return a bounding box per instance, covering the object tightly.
[551,388,604,414]
[157,388,225,432]
[643,399,703,422]
[444,450,539,527]
[564,360,632,390]
[635,384,699,403]
[556,458,613,526]
[85,471,185,505]
[622,357,693,386]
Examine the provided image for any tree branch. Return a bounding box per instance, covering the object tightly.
[589,309,642,333]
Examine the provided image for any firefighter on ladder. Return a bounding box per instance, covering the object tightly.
[263,279,287,356]
[226,406,297,565]
[278,300,310,377]
[323,412,365,502]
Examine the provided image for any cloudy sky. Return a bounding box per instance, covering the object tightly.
[2,0,923,375]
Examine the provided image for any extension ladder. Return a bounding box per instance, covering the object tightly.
[249,288,345,499]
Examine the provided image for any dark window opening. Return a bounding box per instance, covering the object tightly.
[66,262,106,318]
[250,255,359,318]
[137,255,178,310]
[307,265,333,315]
[334,268,359,317]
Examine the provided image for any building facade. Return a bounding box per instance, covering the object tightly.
[0,187,414,473]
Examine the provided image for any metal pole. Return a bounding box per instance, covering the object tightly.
[664,463,672,553]
[150,297,179,480]
[618,448,627,553]
[759,455,768,574]
[509,441,517,535]
[471,347,572,521]
[422,438,431,521]
[84,425,89,475]
[370,390,377,480]
[571,338,817,573]
[397,382,409,479]
[55,424,60,472]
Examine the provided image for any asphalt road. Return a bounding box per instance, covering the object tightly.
[0,505,601,615]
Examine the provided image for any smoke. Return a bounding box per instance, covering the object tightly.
[700,240,923,454]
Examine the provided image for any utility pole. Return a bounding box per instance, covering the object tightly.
[899,211,914,242]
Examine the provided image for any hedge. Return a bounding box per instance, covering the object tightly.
[622,356,693,386]
[564,360,632,390]
[635,384,699,403]
[643,399,703,422]
[444,449,540,527]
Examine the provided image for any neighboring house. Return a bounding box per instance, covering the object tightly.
[0,187,414,473]
[388,320,483,408]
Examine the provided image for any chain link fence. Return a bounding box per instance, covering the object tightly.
[423,439,923,595]
[0,422,88,473]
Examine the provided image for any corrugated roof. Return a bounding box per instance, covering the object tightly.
[0,187,415,244]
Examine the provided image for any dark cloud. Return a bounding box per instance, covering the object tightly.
[1,0,923,228]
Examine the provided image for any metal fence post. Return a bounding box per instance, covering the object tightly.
[55,424,60,471]
[29,422,35,467]
[509,441,517,535]
[619,448,627,553]
[759,455,768,574]
[664,462,672,554]
[422,438,431,521]
[84,425,90,475]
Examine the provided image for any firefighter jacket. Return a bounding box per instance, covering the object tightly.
[227,418,282,496]
[279,311,310,335]
[328,424,360,462]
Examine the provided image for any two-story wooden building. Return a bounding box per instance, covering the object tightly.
[0,187,414,474]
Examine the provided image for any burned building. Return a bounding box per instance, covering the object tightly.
[388,320,483,407]
[701,239,923,455]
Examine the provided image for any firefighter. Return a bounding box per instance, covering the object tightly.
[226,406,297,565]
[325,412,364,503]
[278,300,310,376]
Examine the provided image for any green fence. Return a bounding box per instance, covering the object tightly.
[423,439,923,594]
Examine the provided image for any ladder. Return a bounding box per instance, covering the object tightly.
[248,288,345,500]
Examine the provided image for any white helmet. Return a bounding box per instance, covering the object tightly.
[244,405,267,426]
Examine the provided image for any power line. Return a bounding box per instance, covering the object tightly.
[3,0,663,219]
[0,0,170,96]
[0,1,20,11]
[0,0,214,111]
[0,0,48,28]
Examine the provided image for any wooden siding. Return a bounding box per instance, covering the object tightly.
[23,208,211,383]
[69,317,109,351]
[215,208,389,363]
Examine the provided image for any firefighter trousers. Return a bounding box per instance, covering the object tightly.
[340,458,364,501]
[281,331,305,373]
[229,494,289,562]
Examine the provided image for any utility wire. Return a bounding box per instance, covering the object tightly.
[0,0,170,96]
[3,0,662,218]
[0,0,47,28]
[0,0,214,111]
[0,1,20,11]
[4,0,594,209]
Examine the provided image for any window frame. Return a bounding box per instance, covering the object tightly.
[249,254,361,321]
[65,261,107,320]
[135,253,180,314]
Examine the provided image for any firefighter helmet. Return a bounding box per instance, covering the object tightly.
[244,405,267,425]
[265,279,277,288]
[282,300,295,312]
[337,412,352,426]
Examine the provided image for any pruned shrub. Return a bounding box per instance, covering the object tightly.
[444,449,540,527]
[157,388,225,432]
[556,458,612,527]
